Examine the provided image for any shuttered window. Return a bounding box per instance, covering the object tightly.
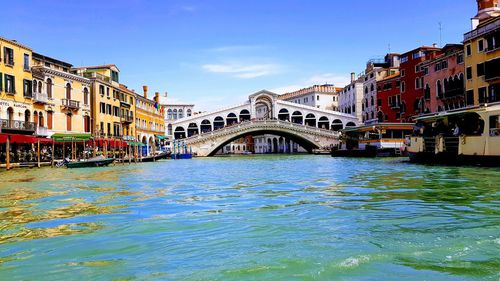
[0,72,3,91]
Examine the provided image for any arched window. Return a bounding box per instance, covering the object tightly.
[66,83,71,100]
[66,113,72,131]
[33,80,37,93]
[436,80,443,98]
[173,109,178,119]
[167,109,173,120]
[370,83,375,92]
[47,111,53,129]
[187,109,192,117]
[364,86,368,94]
[370,96,374,106]
[83,88,89,105]
[178,109,183,118]
[39,112,44,127]
[33,110,38,126]
[46,78,53,98]
[84,115,90,132]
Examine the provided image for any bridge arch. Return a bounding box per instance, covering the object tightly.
[239,109,251,122]
[291,111,303,124]
[200,119,212,133]
[174,127,186,139]
[331,119,343,131]
[318,116,329,129]
[214,116,225,130]
[203,127,323,156]
[278,108,290,121]
[226,113,238,126]
[305,113,316,127]
[187,123,199,137]
[346,121,356,128]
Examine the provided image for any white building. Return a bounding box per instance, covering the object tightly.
[339,73,364,123]
[278,84,341,111]
[163,103,195,137]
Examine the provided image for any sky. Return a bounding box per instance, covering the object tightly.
[2,0,475,111]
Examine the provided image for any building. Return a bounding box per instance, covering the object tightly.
[420,44,465,113]
[118,84,137,142]
[163,102,195,137]
[31,53,92,137]
[376,72,401,122]
[399,45,442,121]
[339,73,364,122]
[463,0,500,105]
[278,84,342,111]
[0,37,35,136]
[135,86,165,155]
[361,54,400,124]
[72,64,129,140]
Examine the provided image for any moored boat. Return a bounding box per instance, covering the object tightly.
[332,123,414,157]
[65,156,115,168]
[406,103,500,166]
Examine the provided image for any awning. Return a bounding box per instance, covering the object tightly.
[126,141,144,146]
[155,135,167,140]
[36,138,54,144]
[0,133,36,144]
[90,138,128,148]
[51,133,91,142]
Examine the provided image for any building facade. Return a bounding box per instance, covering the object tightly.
[31,53,91,137]
[420,44,465,113]
[117,84,136,142]
[135,86,165,155]
[376,73,401,122]
[463,0,500,106]
[339,73,364,123]
[399,46,442,121]
[278,84,341,111]
[164,103,195,137]
[0,37,35,136]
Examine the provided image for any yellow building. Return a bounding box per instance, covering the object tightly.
[135,86,165,155]
[31,53,91,137]
[72,64,134,141]
[0,36,35,135]
[464,0,500,105]
[118,84,136,142]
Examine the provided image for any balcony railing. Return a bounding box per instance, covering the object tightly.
[83,72,110,82]
[121,115,134,123]
[0,119,36,132]
[33,92,49,104]
[61,99,80,110]
[35,126,49,136]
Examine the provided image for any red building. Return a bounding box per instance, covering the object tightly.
[377,73,401,122]
[399,46,442,121]
[420,44,465,113]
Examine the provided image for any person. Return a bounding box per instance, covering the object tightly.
[453,123,460,136]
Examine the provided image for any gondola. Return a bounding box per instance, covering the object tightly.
[65,156,115,168]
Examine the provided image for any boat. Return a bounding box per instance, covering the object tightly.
[406,103,500,166]
[171,153,193,159]
[140,151,171,162]
[332,123,414,158]
[65,156,115,168]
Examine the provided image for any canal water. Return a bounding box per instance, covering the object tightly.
[0,155,499,280]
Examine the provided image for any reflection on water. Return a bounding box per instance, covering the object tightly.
[0,155,499,280]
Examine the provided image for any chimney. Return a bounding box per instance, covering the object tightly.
[143,85,148,98]
[155,92,160,103]
[350,72,356,82]
[432,43,437,48]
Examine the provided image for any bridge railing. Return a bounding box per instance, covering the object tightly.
[182,119,339,142]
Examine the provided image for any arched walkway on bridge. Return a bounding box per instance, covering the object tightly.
[331,119,343,131]
[174,127,186,139]
[318,116,329,129]
[239,109,251,122]
[200,119,212,133]
[187,123,199,137]
[278,108,290,121]
[346,121,356,128]
[305,113,316,127]
[291,111,303,124]
[214,116,225,130]
[226,113,238,126]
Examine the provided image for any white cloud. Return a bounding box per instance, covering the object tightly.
[202,63,281,79]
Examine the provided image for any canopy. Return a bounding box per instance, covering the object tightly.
[91,138,128,148]
[52,133,91,142]
[155,135,168,140]
[126,141,144,146]
[0,133,36,144]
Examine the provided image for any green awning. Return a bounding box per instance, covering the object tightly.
[155,135,167,140]
[51,133,91,142]
[126,141,144,146]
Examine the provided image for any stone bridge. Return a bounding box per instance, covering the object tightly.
[171,90,359,156]
[183,119,341,156]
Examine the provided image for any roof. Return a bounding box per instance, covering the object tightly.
[378,72,400,82]
[119,84,136,94]
[0,36,32,51]
[400,45,441,56]
[279,84,340,100]
[74,64,120,72]
[33,52,73,68]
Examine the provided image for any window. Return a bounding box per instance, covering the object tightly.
[478,39,484,52]
[3,47,14,65]
[479,87,487,103]
[23,54,30,70]
[401,81,406,93]
[47,111,53,129]
[424,67,429,75]
[113,106,119,117]
[415,65,420,72]
[377,99,382,106]
[477,63,485,77]
[99,85,105,95]
[466,67,472,80]
[370,84,374,92]
[106,87,110,97]
[100,102,105,113]
[466,44,472,56]
[84,116,90,132]
[401,56,408,63]
[66,114,72,131]
[466,90,474,105]
[65,83,71,99]
[413,51,425,59]
[436,80,443,98]
[84,88,89,105]
[4,74,15,94]
[23,79,32,97]
[317,95,319,101]
[441,60,448,69]
[111,70,119,83]
[415,78,421,89]
[106,104,111,115]
[401,69,405,77]
[107,123,111,136]
[457,53,464,64]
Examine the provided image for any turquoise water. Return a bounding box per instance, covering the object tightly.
[0,155,499,280]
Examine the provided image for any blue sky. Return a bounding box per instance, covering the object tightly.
[2,0,475,110]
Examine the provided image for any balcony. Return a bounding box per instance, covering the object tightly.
[0,119,36,132]
[61,99,80,110]
[121,115,134,124]
[33,92,48,104]
[35,126,49,136]
[83,72,110,82]
[120,101,131,108]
